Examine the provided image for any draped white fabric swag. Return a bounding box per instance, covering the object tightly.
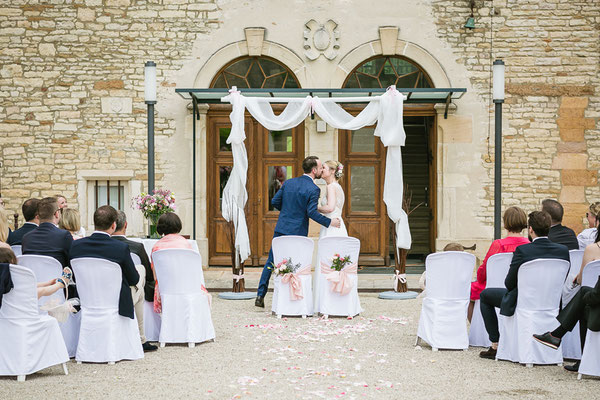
[221,86,411,264]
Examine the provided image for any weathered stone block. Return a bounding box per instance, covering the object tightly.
[38,43,56,56]
[557,142,587,153]
[552,153,588,170]
[561,97,589,109]
[78,8,95,22]
[559,127,585,142]
[559,186,585,203]
[561,170,597,186]
[93,80,124,90]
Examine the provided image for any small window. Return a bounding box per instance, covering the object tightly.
[343,56,433,89]
[211,56,300,89]
[94,180,125,211]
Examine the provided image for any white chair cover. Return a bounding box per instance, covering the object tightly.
[497,258,569,365]
[561,250,586,360]
[144,300,161,342]
[469,252,513,348]
[10,245,22,256]
[0,265,69,379]
[71,258,143,363]
[315,237,362,317]
[130,252,142,266]
[417,251,475,350]
[578,261,600,379]
[17,254,81,358]
[271,236,314,317]
[152,249,215,345]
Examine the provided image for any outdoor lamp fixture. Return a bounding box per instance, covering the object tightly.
[464,0,476,29]
[493,59,505,240]
[144,61,157,195]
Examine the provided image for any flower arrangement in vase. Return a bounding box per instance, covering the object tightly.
[133,189,176,238]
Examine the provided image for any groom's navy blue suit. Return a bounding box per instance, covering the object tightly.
[257,175,332,297]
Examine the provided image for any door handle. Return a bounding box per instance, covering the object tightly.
[424,186,429,208]
[257,195,261,205]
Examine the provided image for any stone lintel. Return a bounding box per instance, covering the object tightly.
[378,26,399,55]
[244,27,265,56]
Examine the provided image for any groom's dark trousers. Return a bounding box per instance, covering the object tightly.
[257,175,331,298]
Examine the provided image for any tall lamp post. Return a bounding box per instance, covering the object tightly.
[144,61,157,194]
[493,59,505,240]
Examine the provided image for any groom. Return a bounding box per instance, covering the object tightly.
[255,156,341,307]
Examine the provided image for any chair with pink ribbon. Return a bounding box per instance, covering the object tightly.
[271,236,315,318]
[315,237,362,318]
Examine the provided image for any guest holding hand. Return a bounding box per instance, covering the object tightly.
[150,213,191,313]
[468,207,529,321]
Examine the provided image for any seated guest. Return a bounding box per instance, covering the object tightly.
[150,212,191,313]
[21,197,73,267]
[7,198,40,245]
[534,275,600,372]
[70,206,141,321]
[578,202,600,250]
[469,207,529,321]
[0,247,71,299]
[59,208,83,240]
[479,211,570,359]
[111,211,157,352]
[0,209,9,249]
[542,199,579,250]
[56,194,86,237]
[564,227,600,306]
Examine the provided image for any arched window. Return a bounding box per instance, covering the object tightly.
[343,56,432,89]
[211,56,300,89]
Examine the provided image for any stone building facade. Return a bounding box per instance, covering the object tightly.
[0,0,598,265]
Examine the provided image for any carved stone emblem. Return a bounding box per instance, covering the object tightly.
[303,19,339,60]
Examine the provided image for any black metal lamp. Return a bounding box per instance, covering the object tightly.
[144,61,157,194]
[493,59,505,240]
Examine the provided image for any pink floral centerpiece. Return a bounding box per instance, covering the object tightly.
[133,189,176,238]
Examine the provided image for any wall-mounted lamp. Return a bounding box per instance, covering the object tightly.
[464,0,475,29]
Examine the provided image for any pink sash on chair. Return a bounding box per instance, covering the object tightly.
[281,265,312,300]
[320,262,358,296]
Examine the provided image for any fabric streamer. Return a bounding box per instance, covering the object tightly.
[220,86,411,264]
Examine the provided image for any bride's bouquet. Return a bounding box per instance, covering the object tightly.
[271,258,302,276]
[330,253,352,271]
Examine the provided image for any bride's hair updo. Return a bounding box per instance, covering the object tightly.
[324,160,344,181]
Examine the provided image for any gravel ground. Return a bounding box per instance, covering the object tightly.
[0,294,596,399]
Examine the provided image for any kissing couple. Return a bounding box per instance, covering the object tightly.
[255,155,348,308]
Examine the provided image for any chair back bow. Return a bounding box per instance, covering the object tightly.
[281,265,312,300]
[320,261,358,296]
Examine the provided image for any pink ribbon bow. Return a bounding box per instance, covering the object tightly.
[228,86,241,95]
[281,265,312,300]
[320,261,358,296]
[233,273,245,283]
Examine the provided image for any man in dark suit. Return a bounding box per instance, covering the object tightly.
[534,276,600,372]
[542,199,579,250]
[21,197,73,267]
[479,211,570,359]
[7,198,40,246]
[111,210,157,352]
[69,205,155,351]
[255,156,341,308]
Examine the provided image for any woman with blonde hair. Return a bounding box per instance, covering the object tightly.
[0,209,10,249]
[577,202,600,250]
[317,160,347,238]
[58,208,83,239]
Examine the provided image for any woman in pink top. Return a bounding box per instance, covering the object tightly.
[468,206,529,321]
[151,212,191,313]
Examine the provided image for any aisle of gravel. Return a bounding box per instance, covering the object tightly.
[0,294,596,399]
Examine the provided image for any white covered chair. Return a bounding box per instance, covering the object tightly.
[417,251,475,351]
[71,257,143,364]
[561,249,586,360]
[152,249,215,347]
[496,258,569,366]
[17,254,81,358]
[315,237,362,318]
[10,245,22,256]
[144,300,161,342]
[0,264,69,381]
[271,236,314,318]
[469,252,513,348]
[577,260,600,380]
[130,252,142,266]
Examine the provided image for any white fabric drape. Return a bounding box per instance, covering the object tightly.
[221,86,411,264]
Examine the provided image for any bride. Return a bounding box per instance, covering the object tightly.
[318,160,348,238]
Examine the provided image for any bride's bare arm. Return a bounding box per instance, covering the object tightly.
[318,185,337,213]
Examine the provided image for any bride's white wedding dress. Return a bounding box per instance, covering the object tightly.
[319,182,348,238]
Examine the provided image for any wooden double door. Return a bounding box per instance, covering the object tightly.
[207,110,305,266]
[207,110,435,267]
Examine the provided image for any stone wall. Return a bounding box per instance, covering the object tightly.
[432,0,600,233]
[0,0,220,232]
